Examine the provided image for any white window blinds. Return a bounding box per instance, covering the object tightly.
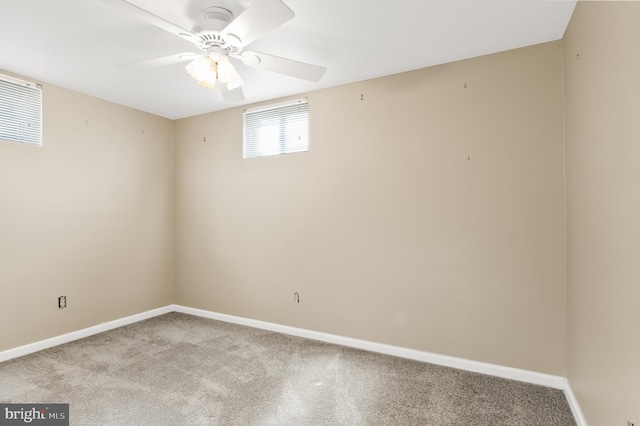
[0,74,42,146]
[243,98,308,159]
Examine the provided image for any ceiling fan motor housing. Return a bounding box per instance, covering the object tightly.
[191,6,241,54]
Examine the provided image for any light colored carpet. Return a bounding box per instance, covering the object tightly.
[0,312,576,425]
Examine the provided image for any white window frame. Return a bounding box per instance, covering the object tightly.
[0,73,42,147]
[243,98,309,159]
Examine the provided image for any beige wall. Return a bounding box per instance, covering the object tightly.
[0,73,174,351]
[174,42,567,375]
[564,2,640,425]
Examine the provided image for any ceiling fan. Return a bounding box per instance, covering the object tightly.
[102,0,327,102]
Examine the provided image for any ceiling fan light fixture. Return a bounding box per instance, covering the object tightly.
[186,56,217,90]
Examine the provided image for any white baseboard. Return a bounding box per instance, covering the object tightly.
[563,378,588,426]
[0,303,586,425]
[172,304,567,390]
[0,306,173,363]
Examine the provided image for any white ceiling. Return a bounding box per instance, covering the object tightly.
[0,0,576,120]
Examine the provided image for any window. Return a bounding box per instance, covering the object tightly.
[0,74,42,146]
[243,98,308,159]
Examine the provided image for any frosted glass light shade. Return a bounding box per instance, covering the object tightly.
[186,56,217,90]
[216,55,240,85]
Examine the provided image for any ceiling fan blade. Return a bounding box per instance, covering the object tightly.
[220,85,245,103]
[119,52,200,70]
[222,0,294,47]
[99,0,197,45]
[240,51,326,82]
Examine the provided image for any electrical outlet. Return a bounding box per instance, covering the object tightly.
[293,292,300,303]
[58,296,67,309]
